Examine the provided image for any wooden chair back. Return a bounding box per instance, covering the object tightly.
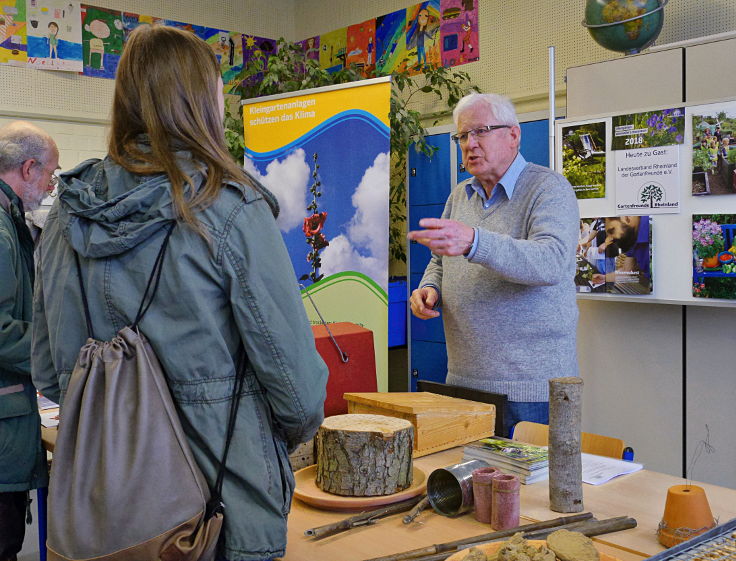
[511,421,625,459]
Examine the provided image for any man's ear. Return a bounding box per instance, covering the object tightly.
[510,125,521,149]
[20,159,36,181]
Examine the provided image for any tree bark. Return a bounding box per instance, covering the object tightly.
[548,377,584,513]
[316,414,414,496]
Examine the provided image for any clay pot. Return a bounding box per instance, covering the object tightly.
[702,255,719,269]
[471,467,501,524]
[657,484,716,548]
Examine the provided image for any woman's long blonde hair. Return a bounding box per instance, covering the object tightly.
[109,25,252,230]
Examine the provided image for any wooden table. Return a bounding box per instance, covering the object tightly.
[282,448,736,561]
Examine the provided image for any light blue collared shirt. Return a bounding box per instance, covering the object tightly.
[464,153,527,259]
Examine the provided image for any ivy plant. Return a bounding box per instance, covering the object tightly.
[225,39,477,264]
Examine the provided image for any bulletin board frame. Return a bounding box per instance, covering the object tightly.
[556,95,736,308]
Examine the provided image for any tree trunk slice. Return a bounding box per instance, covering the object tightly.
[548,377,584,513]
[316,414,414,496]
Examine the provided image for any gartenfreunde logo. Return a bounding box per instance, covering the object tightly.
[639,180,678,209]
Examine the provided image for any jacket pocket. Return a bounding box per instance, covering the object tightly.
[0,389,33,420]
[273,436,294,515]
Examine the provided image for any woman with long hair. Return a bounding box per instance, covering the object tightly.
[32,25,327,561]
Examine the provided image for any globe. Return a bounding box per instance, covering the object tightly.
[583,0,667,55]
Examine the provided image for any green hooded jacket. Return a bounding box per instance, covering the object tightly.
[31,154,328,560]
[0,180,48,493]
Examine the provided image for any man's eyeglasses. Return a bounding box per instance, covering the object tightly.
[451,125,510,144]
[33,161,59,187]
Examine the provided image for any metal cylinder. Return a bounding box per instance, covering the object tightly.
[427,459,489,516]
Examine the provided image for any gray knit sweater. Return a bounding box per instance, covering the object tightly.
[420,162,579,402]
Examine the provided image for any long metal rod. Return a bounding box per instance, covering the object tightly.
[548,46,556,171]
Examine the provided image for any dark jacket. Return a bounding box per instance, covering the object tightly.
[0,180,48,493]
[31,155,328,560]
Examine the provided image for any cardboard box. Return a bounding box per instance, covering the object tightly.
[344,392,495,457]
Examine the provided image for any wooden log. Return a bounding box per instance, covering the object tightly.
[316,414,414,496]
[548,377,584,513]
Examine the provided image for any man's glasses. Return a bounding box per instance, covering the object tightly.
[451,125,510,144]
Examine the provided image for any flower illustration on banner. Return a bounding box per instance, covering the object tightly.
[300,152,329,284]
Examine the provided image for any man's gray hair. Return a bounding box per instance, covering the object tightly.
[453,93,519,128]
[0,122,54,173]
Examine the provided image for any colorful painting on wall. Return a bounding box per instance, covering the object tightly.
[318,27,346,73]
[405,0,440,73]
[26,0,83,71]
[241,34,277,91]
[345,19,375,77]
[298,35,319,63]
[242,79,391,390]
[375,9,406,75]
[0,0,27,65]
[81,4,122,78]
[439,0,479,67]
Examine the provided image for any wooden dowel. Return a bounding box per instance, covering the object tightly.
[390,516,637,561]
[361,512,594,561]
[304,495,424,539]
[403,496,431,524]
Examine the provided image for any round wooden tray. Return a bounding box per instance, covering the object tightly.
[445,539,622,561]
[293,464,427,511]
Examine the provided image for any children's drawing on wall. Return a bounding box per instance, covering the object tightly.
[692,214,736,299]
[561,121,607,199]
[241,34,276,90]
[345,19,376,77]
[81,5,122,78]
[26,0,79,67]
[375,9,406,75]
[440,0,479,67]
[406,1,440,72]
[297,35,320,62]
[689,102,736,196]
[26,0,82,71]
[0,0,26,65]
[576,216,652,295]
[318,27,347,73]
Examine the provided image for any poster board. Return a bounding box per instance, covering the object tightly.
[557,97,736,307]
[242,77,392,389]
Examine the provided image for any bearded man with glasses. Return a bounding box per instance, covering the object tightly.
[408,93,579,436]
[0,120,58,561]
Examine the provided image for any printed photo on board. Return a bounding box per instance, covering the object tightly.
[576,216,652,295]
[689,102,736,196]
[561,121,606,199]
[692,214,736,299]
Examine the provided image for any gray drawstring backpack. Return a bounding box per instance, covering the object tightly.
[46,224,244,561]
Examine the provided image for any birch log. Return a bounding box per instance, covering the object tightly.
[548,377,583,513]
[316,414,414,496]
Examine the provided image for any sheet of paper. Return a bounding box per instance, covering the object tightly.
[37,394,58,410]
[582,452,643,485]
[40,410,59,428]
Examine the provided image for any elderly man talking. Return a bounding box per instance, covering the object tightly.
[0,121,58,561]
[408,93,579,436]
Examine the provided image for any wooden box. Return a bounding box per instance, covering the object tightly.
[344,392,495,457]
[312,323,377,417]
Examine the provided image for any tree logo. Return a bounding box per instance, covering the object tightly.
[639,181,665,208]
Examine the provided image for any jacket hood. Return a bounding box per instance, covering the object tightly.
[57,157,187,258]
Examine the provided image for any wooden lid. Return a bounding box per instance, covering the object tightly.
[343,392,495,414]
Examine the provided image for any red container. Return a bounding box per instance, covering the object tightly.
[312,322,377,417]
